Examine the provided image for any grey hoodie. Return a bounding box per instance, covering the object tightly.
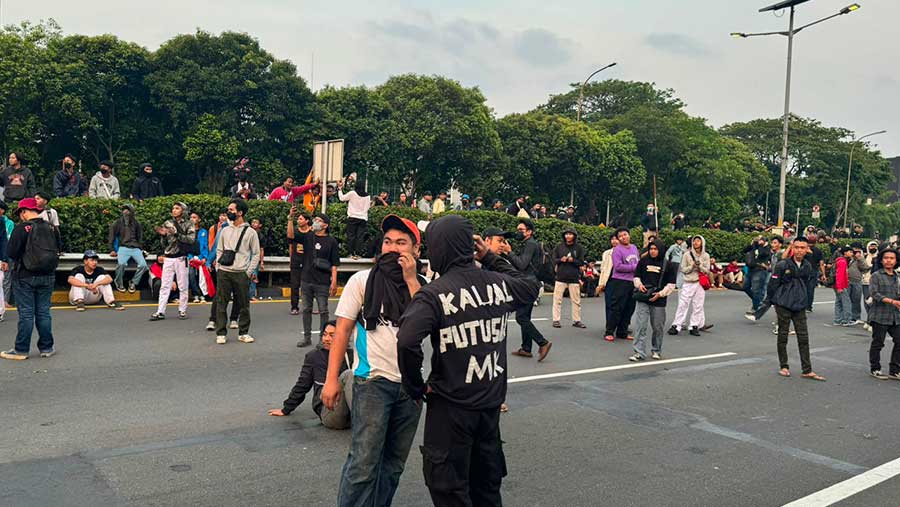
[863,241,879,285]
[680,235,711,283]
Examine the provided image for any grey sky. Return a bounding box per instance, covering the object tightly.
[5,0,899,155]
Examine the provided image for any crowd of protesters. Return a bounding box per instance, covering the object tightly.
[7,149,900,506]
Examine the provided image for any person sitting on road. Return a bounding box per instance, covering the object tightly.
[268,321,353,429]
[709,257,724,289]
[68,250,124,312]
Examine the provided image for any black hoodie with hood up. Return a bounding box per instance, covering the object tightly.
[552,228,585,283]
[397,215,539,409]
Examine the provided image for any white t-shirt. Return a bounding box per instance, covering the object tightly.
[334,269,402,383]
[338,190,371,221]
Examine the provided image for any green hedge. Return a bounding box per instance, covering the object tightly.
[13,196,872,261]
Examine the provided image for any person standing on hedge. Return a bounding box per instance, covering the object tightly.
[213,199,260,345]
[552,227,586,329]
[337,177,372,260]
[149,202,196,321]
[639,204,658,248]
[669,235,711,337]
[287,205,312,316]
[108,203,148,293]
[604,227,639,341]
[130,163,164,201]
[89,160,120,199]
[299,213,340,348]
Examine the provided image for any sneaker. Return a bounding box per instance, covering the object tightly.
[628,354,644,362]
[689,327,700,336]
[250,297,258,302]
[229,320,238,329]
[651,352,661,360]
[552,321,561,328]
[238,334,255,343]
[216,335,226,345]
[744,314,757,322]
[115,284,126,293]
[806,308,813,313]
[149,313,165,321]
[841,322,853,327]
[178,311,188,320]
[206,321,215,331]
[889,372,900,381]
[572,321,586,329]
[192,296,200,303]
[863,323,872,332]
[0,314,4,322]
[511,349,533,358]
[871,370,890,380]
[290,308,299,315]
[39,349,55,358]
[128,282,136,294]
[0,349,27,360]
[75,300,86,312]
[667,326,679,335]
[108,301,125,311]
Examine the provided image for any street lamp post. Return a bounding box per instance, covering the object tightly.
[573,62,617,206]
[731,1,862,230]
[842,129,887,230]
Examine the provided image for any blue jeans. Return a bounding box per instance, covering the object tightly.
[13,275,54,353]
[249,267,259,298]
[338,377,422,507]
[746,270,768,311]
[114,246,148,289]
[834,288,852,325]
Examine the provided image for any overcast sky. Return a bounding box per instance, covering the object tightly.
[5,0,898,156]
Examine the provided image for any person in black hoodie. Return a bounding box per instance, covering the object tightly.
[397,214,539,507]
[130,163,165,201]
[629,238,678,362]
[551,227,586,328]
[268,321,354,429]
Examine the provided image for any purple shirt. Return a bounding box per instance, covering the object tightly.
[611,244,640,282]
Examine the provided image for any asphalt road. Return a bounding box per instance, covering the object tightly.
[2,287,900,506]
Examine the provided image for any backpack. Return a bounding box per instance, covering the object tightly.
[23,220,59,274]
[534,241,556,284]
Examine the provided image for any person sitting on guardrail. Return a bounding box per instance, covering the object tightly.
[108,203,148,293]
[67,250,123,312]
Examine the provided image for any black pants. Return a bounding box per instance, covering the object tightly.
[208,269,240,322]
[870,323,900,375]
[346,218,368,257]
[302,283,330,339]
[775,305,812,374]
[215,270,251,335]
[805,276,817,311]
[516,301,547,353]
[289,267,302,310]
[583,278,598,297]
[422,396,506,507]
[605,278,635,338]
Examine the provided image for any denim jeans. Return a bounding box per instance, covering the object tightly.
[249,267,260,298]
[338,377,421,507]
[114,246,148,289]
[834,288,852,325]
[13,274,55,353]
[747,270,768,311]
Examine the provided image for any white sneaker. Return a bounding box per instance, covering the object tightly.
[651,352,661,360]
[206,321,215,331]
[238,334,255,343]
[216,335,226,345]
[229,320,238,329]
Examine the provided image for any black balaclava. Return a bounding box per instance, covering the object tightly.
[426,214,474,275]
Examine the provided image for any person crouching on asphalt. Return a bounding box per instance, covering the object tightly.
[268,321,353,428]
[149,202,196,321]
[397,215,540,507]
[213,199,260,345]
[749,236,826,381]
[68,250,124,312]
[630,238,677,362]
[669,235,711,336]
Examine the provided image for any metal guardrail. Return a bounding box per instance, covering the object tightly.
[56,253,375,273]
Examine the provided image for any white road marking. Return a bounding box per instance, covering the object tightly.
[812,301,836,305]
[508,352,738,384]
[782,456,900,506]
[532,318,549,321]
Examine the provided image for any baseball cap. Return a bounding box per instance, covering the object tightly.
[315,213,331,225]
[483,227,513,239]
[382,214,421,244]
[83,250,100,260]
[16,197,43,214]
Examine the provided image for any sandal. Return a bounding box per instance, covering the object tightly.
[801,372,826,382]
[778,368,791,377]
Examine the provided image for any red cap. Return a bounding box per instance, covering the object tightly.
[16,197,43,213]
[381,214,421,244]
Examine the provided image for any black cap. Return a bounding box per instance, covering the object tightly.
[483,227,512,239]
[315,213,330,225]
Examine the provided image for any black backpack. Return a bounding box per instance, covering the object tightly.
[535,241,556,283]
[23,220,59,274]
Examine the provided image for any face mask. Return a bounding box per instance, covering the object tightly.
[64,162,73,169]
[514,231,525,241]
[311,221,323,232]
[476,201,483,207]
[101,169,110,175]
[226,212,238,221]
